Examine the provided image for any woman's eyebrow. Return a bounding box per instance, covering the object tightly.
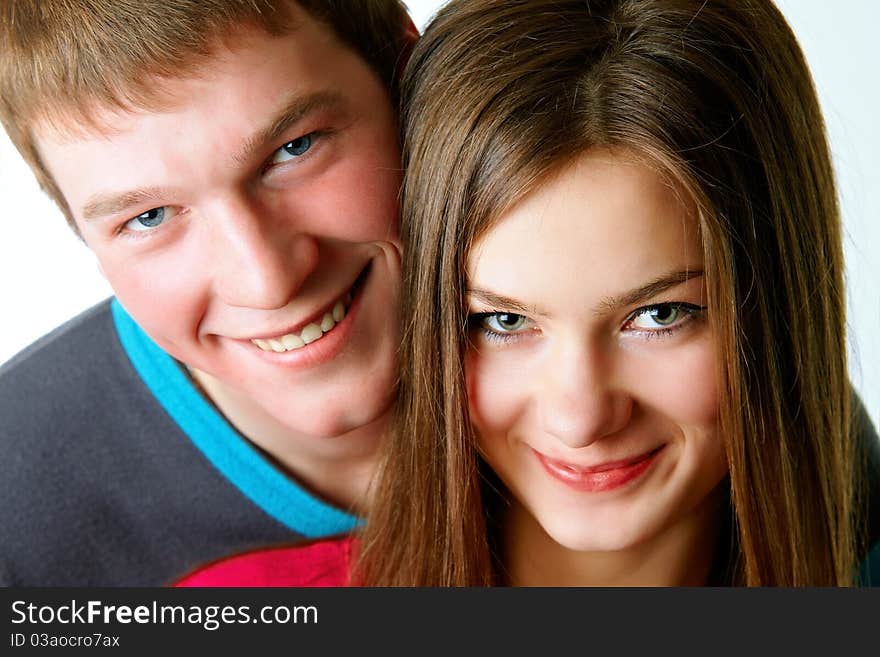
[594,269,704,315]
[466,270,703,318]
[465,288,547,317]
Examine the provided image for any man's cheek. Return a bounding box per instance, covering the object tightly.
[111,277,198,344]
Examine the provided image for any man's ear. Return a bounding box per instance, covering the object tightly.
[405,16,420,42]
[398,16,420,76]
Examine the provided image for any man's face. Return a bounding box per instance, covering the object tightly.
[36,14,402,440]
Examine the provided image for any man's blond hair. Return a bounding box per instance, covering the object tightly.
[0,0,411,227]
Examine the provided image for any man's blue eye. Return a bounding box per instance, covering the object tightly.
[124,207,166,232]
[271,134,313,164]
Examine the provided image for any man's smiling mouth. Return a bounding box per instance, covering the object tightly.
[249,265,368,353]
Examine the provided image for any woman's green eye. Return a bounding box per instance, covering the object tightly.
[486,313,527,332]
[627,303,705,332]
[646,305,680,326]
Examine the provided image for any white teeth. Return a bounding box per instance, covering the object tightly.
[300,323,323,344]
[250,289,352,352]
[281,333,305,350]
[320,312,335,332]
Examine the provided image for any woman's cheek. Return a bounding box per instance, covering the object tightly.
[668,334,720,429]
[625,330,720,431]
[465,346,533,442]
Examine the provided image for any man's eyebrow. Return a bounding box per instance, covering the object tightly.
[80,91,347,222]
[82,186,168,222]
[232,90,347,166]
[465,288,548,317]
[595,269,704,314]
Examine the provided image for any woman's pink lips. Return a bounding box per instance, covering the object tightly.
[534,446,663,493]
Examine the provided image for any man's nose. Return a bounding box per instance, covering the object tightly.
[538,342,632,449]
[208,195,318,309]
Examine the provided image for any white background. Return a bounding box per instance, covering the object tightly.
[0,1,876,427]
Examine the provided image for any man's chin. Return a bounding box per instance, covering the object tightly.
[267,391,395,442]
[187,362,393,444]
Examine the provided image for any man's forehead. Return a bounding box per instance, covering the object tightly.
[36,79,356,227]
[33,97,171,147]
[31,20,315,146]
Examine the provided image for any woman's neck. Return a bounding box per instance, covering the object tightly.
[501,490,725,587]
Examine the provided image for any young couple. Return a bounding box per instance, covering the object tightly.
[1,0,877,587]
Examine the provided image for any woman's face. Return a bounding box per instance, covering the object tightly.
[464,149,728,553]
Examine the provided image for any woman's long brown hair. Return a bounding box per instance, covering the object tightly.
[357,0,859,586]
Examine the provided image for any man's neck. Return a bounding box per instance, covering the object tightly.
[188,367,384,515]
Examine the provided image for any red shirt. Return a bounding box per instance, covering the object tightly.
[174,536,355,587]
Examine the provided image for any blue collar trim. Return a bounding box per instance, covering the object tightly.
[110,298,360,538]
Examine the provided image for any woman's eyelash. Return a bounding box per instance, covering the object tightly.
[467,302,707,345]
[467,311,534,344]
[623,302,707,338]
